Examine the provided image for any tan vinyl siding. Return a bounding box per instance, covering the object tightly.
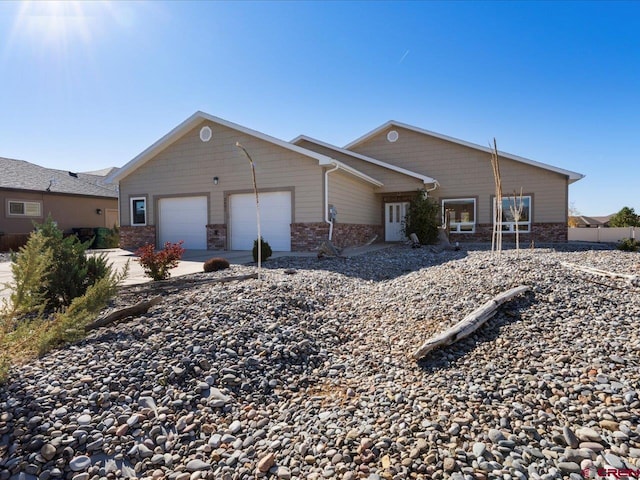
[350,127,568,223]
[328,170,380,225]
[119,121,324,226]
[1,189,118,234]
[296,140,424,193]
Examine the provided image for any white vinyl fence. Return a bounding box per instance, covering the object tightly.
[568,227,637,243]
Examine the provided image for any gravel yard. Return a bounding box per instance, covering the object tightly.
[1,245,639,480]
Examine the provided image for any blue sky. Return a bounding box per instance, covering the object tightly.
[0,1,638,216]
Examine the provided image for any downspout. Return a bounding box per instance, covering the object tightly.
[324,163,340,240]
[424,180,440,195]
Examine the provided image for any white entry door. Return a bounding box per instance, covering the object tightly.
[385,202,409,241]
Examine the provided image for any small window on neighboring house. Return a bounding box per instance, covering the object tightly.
[497,195,531,232]
[8,200,42,217]
[442,198,476,233]
[130,197,147,226]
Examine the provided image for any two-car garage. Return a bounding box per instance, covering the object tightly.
[157,192,292,251]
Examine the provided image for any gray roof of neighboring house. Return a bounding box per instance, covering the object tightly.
[575,215,613,226]
[0,157,118,198]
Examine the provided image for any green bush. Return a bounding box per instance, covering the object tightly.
[36,269,126,355]
[203,257,230,272]
[104,225,120,248]
[609,207,640,227]
[1,218,128,383]
[253,237,273,262]
[8,217,113,313]
[402,190,440,245]
[6,229,51,318]
[617,238,640,252]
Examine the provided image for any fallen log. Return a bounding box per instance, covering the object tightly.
[561,262,639,285]
[86,296,163,331]
[412,285,530,360]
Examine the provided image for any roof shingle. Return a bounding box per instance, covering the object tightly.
[0,157,118,198]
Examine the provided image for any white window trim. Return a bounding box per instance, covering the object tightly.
[496,195,532,233]
[442,198,476,234]
[130,196,147,226]
[7,199,42,218]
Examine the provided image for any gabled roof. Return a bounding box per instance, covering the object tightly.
[575,215,613,226]
[107,111,382,187]
[345,120,585,184]
[0,157,118,198]
[82,167,119,177]
[291,135,438,185]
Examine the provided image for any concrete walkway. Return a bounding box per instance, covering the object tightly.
[0,243,395,300]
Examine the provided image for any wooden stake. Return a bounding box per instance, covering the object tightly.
[236,142,262,279]
[490,139,503,254]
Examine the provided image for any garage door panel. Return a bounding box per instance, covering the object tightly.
[159,197,207,250]
[230,192,291,251]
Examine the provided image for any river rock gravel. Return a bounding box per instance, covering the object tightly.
[1,245,639,480]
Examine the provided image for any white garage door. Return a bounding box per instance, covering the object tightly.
[230,191,291,251]
[158,196,207,249]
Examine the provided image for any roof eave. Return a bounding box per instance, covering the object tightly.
[332,160,384,187]
[293,134,436,185]
[109,111,337,184]
[345,120,585,184]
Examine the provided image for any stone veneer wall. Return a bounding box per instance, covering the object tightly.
[290,222,382,251]
[291,223,329,251]
[449,222,567,244]
[531,223,568,243]
[331,224,384,249]
[120,226,156,249]
[206,224,227,250]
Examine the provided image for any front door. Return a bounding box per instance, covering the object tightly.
[385,202,409,241]
[105,209,119,229]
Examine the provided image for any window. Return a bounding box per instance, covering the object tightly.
[8,200,42,217]
[130,197,147,226]
[442,198,476,233]
[496,195,531,232]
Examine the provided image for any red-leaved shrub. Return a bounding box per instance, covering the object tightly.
[136,241,185,281]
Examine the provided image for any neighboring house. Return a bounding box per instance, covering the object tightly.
[571,215,613,228]
[107,111,584,251]
[0,157,119,251]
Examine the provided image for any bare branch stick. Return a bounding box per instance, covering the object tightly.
[412,286,530,360]
[560,262,639,284]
